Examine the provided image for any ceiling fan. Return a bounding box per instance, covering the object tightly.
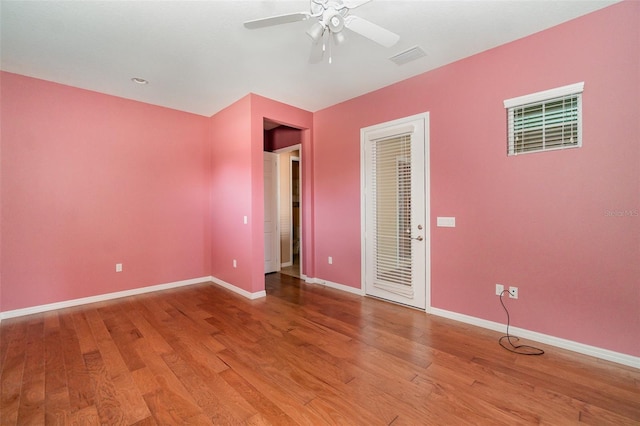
[244,0,400,64]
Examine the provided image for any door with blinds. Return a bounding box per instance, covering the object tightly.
[361,113,429,310]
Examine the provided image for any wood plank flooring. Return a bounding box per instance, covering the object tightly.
[2,273,639,425]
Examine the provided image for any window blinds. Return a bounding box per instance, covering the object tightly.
[504,82,583,156]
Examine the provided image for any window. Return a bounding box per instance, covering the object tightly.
[504,82,584,155]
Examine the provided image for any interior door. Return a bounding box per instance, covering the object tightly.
[264,151,279,273]
[361,113,429,310]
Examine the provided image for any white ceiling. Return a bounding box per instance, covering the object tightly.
[1,0,620,117]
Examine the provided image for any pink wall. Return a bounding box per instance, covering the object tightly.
[209,95,254,292]
[313,1,639,356]
[208,94,313,294]
[0,77,314,309]
[264,126,303,152]
[0,72,211,312]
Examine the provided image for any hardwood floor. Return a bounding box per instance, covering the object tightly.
[2,273,639,425]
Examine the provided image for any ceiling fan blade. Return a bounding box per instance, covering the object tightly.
[244,12,310,29]
[344,15,399,48]
[343,0,373,9]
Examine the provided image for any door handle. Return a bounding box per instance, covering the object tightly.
[413,236,424,241]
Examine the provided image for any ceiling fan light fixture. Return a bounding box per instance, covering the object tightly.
[306,22,324,41]
[327,13,344,32]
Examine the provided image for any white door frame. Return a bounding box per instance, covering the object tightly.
[290,155,300,268]
[360,112,431,311]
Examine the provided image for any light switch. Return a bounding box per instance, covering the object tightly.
[243,216,248,224]
[437,217,456,227]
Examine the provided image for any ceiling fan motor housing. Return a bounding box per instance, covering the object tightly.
[326,11,345,33]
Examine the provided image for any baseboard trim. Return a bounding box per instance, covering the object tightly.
[0,275,269,321]
[210,276,266,300]
[280,261,293,268]
[304,276,365,296]
[0,276,212,320]
[297,280,638,368]
[430,307,639,369]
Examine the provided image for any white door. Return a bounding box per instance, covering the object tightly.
[264,152,280,273]
[361,113,430,310]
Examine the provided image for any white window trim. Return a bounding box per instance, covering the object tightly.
[504,82,584,108]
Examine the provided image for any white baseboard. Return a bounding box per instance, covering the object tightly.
[430,307,640,369]
[0,275,269,321]
[210,276,266,300]
[298,279,638,368]
[304,276,365,296]
[0,276,212,320]
[281,261,293,268]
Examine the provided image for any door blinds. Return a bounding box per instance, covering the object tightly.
[371,133,414,298]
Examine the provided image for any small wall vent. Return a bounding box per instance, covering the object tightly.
[389,46,426,66]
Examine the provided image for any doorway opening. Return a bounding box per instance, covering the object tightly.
[272,147,301,279]
[282,155,301,278]
[263,119,303,279]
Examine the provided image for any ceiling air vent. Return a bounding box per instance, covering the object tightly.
[389,46,426,66]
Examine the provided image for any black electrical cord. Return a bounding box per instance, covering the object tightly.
[498,290,544,356]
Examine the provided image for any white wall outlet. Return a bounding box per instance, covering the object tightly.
[115,263,123,272]
[233,259,237,268]
[496,284,504,296]
[243,216,248,225]
[328,256,333,265]
[509,286,518,299]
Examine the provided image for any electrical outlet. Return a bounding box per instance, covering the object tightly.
[509,286,518,299]
[328,256,333,265]
[496,284,504,296]
[115,263,123,272]
[233,259,237,268]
